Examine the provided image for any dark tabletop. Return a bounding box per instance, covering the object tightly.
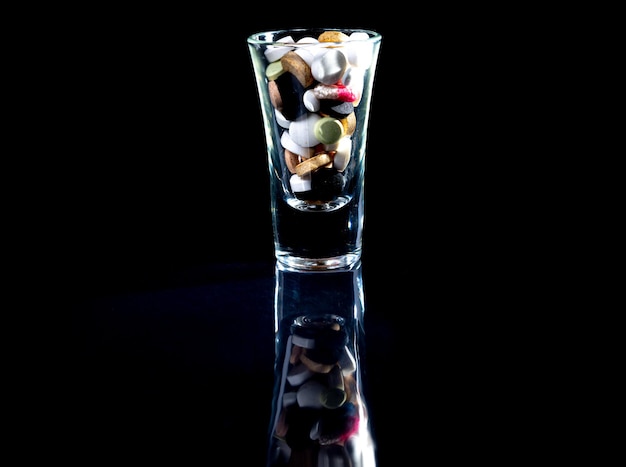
[58,251,408,464]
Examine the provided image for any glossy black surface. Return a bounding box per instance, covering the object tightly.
[61,256,402,464]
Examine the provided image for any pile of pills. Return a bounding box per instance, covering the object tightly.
[269,315,366,465]
[263,31,373,204]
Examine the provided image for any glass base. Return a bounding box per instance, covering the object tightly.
[276,252,361,272]
[286,196,350,212]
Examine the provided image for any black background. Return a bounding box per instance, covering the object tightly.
[37,8,539,465]
[47,8,501,293]
[49,17,409,465]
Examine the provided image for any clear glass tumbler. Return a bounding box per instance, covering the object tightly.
[247,28,382,271]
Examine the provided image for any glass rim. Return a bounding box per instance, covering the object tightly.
[246,28,381,45]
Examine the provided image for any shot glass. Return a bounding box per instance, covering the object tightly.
[247,28,382,270]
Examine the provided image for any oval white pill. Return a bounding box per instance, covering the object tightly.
[333,137,352,172]
[281,131,314,158]
[342,67,365,105]
[264,36,295,62]
[349,32,370,41]
[274,109,291,128]
[311,49,348,85]
[345,33,374,67]
[303,90,320,112]
[289,174,312,193]
[296,36,318,44]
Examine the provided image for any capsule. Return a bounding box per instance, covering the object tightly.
[312,84,357,102]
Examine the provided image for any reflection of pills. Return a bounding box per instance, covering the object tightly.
[321,387,347,409]
[289,343,303,364]
[296,380,326,408]
[300,352,335,373]
[318,444,352,465]
[327,364,345,391]
[296,381,346,410]
[338,346,357,375]
[304,344,343,366]
[318,401,359,444]
[283,391,298,407]
[275,411,289,438]
[292,332,315,349]
[275,312,365,459]
[287,362,314,385]
[309,420,320,440]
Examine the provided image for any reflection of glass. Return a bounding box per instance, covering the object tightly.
[266,260,376,466]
